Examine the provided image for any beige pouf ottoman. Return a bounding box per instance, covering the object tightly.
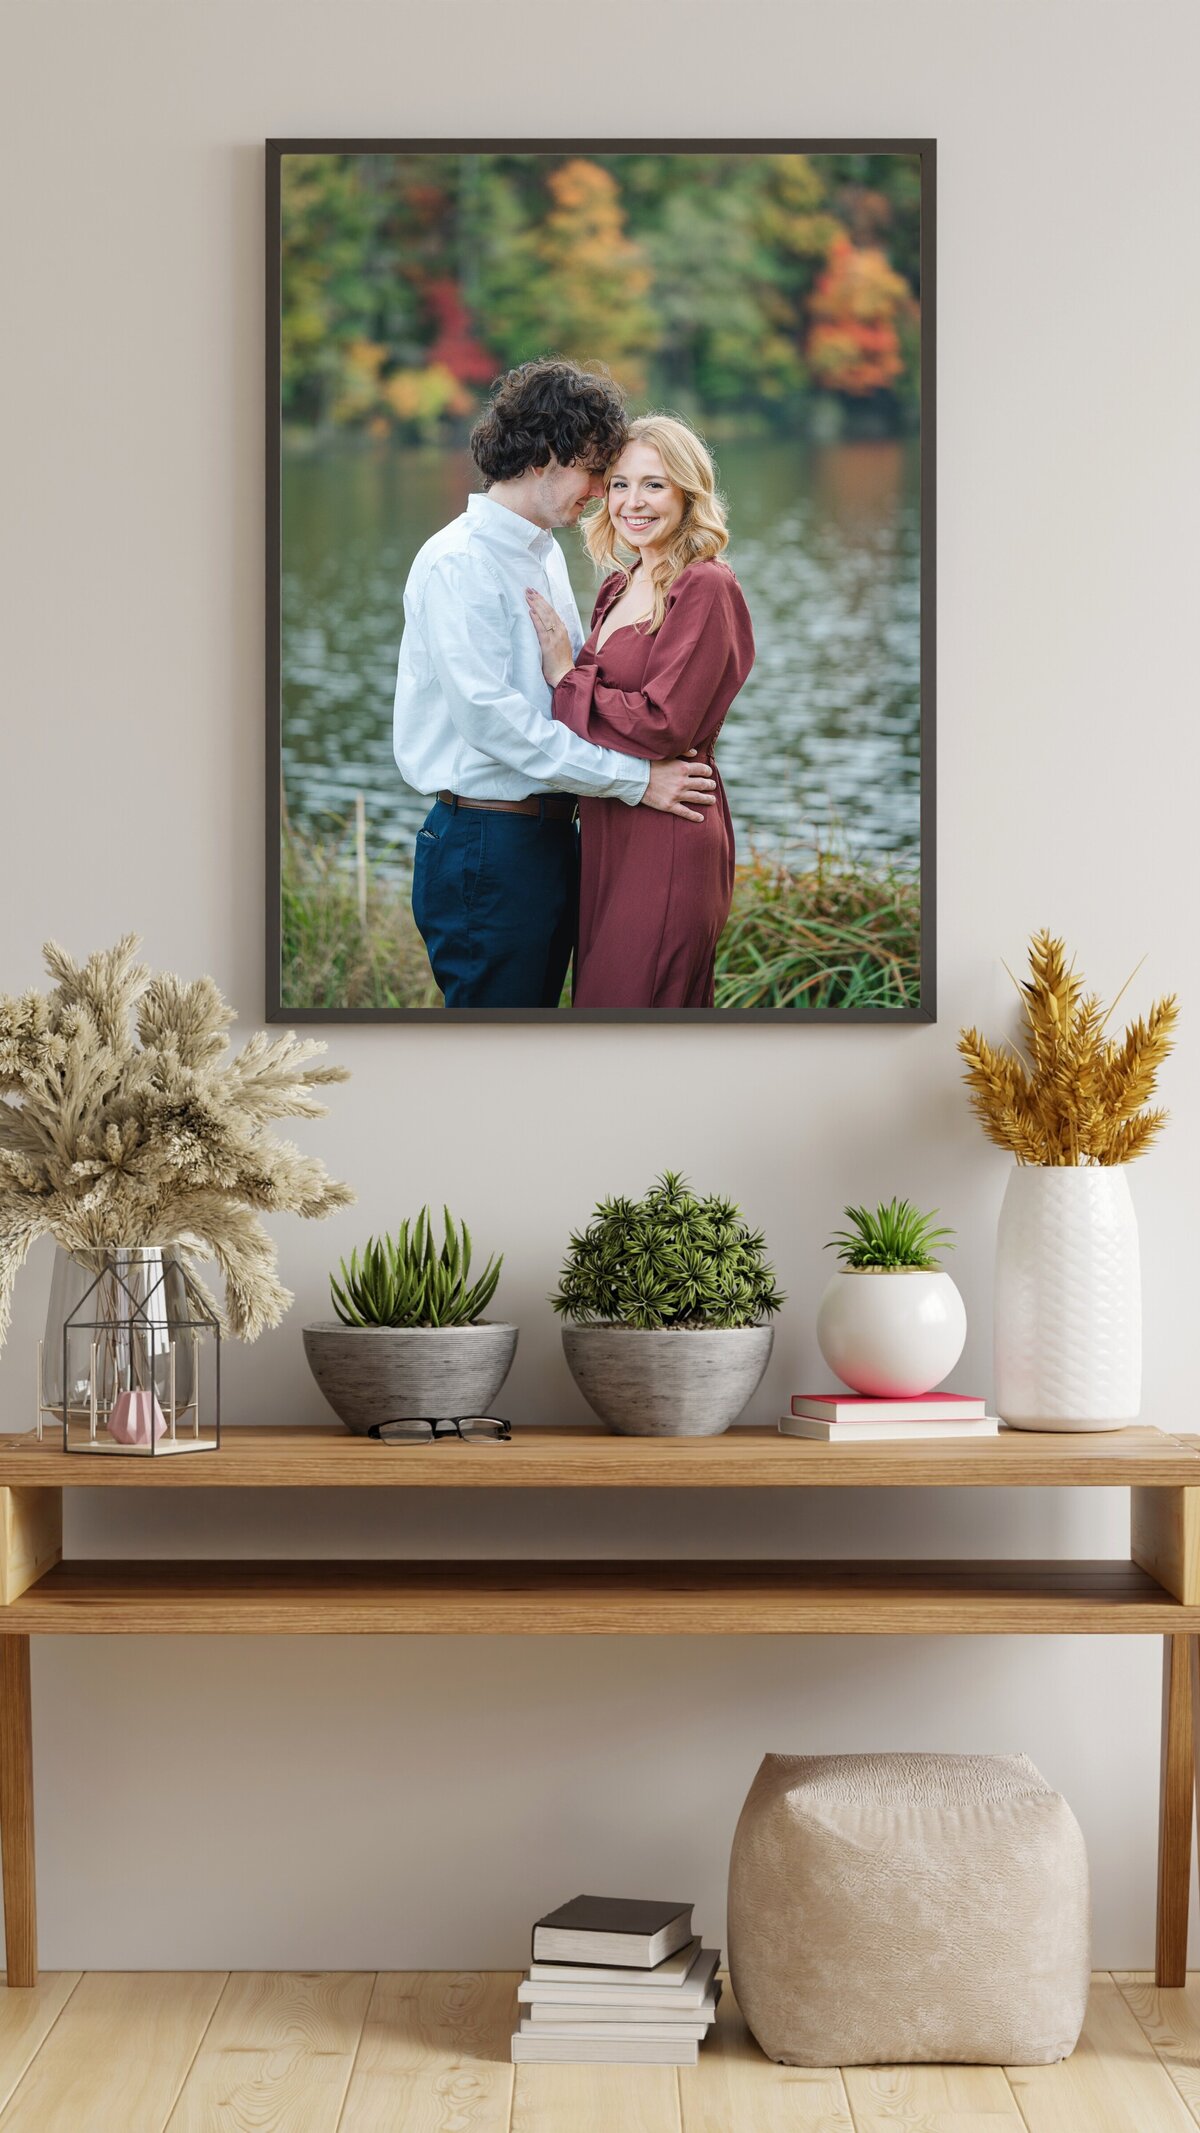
[728,1752,1090,2066]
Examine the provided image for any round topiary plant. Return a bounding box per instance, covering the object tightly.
[552,1171,784,1331]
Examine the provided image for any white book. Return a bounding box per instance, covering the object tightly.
[520,2016,712,2041]
[512,2032,698,2065]
[518,1948,719,2010]
[526,1994,717,2027]
[527,1936,701,1989]
[779,1414,1001,1442]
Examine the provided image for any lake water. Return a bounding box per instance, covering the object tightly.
[281,437,921,875]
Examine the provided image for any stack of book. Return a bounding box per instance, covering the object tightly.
[780,1392,1000,1441]
[511,1895,720,2065]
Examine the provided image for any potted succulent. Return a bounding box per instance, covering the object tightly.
[552,1172,783,1437]
[303,1207,515,1433]
[959,930,1177,1430]
[817,1198,965,1397]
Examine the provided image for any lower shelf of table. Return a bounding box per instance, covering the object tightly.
[0,1558,1194,1634]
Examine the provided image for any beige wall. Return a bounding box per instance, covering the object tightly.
[1,0,1197,1967]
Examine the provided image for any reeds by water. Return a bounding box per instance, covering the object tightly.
[281,820,439,1011]
[281,817,920,1013]
[715,846,920,1010]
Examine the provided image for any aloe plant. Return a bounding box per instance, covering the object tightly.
[826,1198,955,1271]
[330,1208,502,1328]
[551,1171,783,1330]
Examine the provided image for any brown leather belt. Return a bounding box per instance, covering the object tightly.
[436,791,577,821]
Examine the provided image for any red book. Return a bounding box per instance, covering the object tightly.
[790,1392,988,1423]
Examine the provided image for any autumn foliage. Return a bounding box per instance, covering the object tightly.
[281,151,922,442]
[806,235,915,396]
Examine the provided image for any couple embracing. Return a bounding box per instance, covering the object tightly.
[393,359,754,1010]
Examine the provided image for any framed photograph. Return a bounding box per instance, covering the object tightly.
[267,139,934,1022]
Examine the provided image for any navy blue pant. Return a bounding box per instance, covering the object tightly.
[411,799,579,1009]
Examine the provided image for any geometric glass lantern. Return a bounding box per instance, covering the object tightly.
[40,1245,220,1456]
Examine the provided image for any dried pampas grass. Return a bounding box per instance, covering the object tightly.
[0,935,354,1347]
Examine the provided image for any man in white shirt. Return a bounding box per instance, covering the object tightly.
[393,359,715,1008]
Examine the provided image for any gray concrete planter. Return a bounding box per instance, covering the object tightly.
[562,1324,774,1437]
[302,1323,518,1435]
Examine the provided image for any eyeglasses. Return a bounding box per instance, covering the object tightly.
[366,1416,512,1445]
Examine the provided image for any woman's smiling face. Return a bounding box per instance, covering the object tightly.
[607,439,686,556]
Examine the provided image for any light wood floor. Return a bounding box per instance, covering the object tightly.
[0,1969,1198,2131]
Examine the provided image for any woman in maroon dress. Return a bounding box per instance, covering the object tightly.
[525,415,754,1009]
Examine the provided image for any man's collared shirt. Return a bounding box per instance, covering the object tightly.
[393,492,649,805]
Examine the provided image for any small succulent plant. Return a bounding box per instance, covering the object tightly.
[827,1198,955,1271]
[551,1171,784,1330]
[331,1208,502,1328]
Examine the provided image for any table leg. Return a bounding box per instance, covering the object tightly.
[0,1636,36,1985]
[1156,1633,1195,1986]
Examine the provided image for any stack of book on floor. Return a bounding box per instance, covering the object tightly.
[780,1392,1001,1441]
[511,1895,720,2064]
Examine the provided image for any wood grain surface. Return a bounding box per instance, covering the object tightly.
[163,1970,374,2133]
[510,2060,681,2133]
[1,1556,1194,1636]
[0,1971,225,2132]
[843,2060,1029,2130]
[338,1972,514,2133]
[0,1974,79,2116]
[0,1973,1195,2131]
[0,1641,36,1985]
[0,1493,61,1609]
[1157,1637,1196,1986]
[1114,1971,1200,2123]
[1132,1486,1200,1603]
[0,1424,1196,1490]
[678,1978,854,2130]
[1007,1972,1200,2133]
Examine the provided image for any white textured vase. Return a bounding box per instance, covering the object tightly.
[816,1270,967,1397]
[993,1167,1141,1431]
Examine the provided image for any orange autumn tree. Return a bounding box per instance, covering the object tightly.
[806,234,915,396]
[488,160,658,393]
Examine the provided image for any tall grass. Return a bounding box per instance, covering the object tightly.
[714,846,921,1010]
[280,817,920,1013]
[281,822,439,1010]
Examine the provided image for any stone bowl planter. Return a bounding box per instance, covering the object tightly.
[562,1324,774,1437]
[302,1323,518,1435]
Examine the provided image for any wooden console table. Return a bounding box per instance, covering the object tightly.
[2,1422,1199,1991]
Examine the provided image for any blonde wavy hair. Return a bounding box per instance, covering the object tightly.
[583,414,729,632]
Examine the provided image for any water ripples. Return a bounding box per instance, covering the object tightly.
[281,438,922,876]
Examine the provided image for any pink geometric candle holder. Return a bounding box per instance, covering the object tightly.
[106,1389,168,1446]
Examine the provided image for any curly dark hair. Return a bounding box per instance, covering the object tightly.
[470,359,628,485]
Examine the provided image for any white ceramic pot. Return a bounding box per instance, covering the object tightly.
[816,1270,967,1398]
[994,1167,1140,1431]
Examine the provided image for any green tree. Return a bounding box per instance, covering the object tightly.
[281,154,421,430]
[478,160,658,390]
[639,156,836,422]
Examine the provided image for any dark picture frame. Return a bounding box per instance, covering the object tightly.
[266,138,936,1024]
